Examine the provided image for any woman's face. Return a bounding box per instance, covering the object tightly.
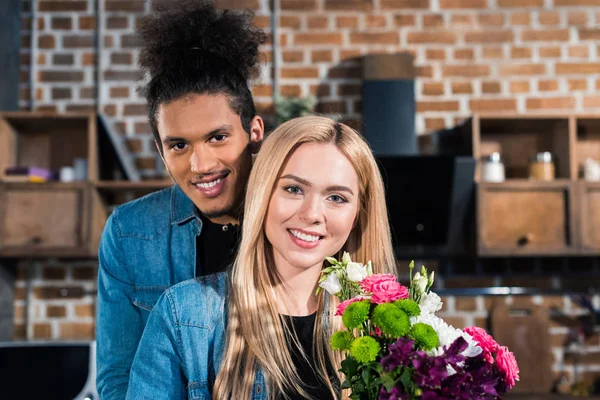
[265,142,360,276]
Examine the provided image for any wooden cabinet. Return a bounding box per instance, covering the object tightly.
[478,181,577,256]
[579,182,600,254]
[0,182,106,257]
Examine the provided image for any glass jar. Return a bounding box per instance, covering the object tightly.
[529,152,555,181]
[481,152,505,182]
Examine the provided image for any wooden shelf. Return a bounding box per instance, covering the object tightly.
[94,179,173,190]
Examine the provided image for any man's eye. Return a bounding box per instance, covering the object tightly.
[284,186,302,195]
[170,143,187,150]
[211,134,227,142]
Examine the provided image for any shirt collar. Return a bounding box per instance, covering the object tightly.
[170,185,198,225]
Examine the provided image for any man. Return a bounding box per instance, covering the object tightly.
[96,1,266,398]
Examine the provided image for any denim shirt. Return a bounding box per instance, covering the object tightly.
[126,273,267,400]
[96,185,202,400]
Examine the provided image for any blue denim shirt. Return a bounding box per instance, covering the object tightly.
[126,273,267,400]
[96,185,203,400]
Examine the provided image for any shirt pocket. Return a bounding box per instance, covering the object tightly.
[132,286,169,311]
[188,382,211,400]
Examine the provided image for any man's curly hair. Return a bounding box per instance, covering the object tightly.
[137,0,267,150]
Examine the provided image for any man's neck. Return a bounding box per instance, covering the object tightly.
[206,215,239,226]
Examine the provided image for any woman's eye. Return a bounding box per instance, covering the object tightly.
[284,186,302,195]
[329,194,348,204]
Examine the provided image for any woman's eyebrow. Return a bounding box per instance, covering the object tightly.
[280,174,354,195]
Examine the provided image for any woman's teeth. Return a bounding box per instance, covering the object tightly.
[196,177,222,189]
[290,229,321,242]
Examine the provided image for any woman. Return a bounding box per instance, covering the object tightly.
[126,116,397,400]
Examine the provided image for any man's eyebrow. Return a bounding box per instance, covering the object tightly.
[279,174,354,195]
[162,125,233,144]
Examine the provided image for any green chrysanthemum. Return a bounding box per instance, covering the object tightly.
[410,322,439,351]
[331,330,355,351]
[371,303,410,338]
[394,299,421,317]
[349,336,381,363]
[342,300,370,329]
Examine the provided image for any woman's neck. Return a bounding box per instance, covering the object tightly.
[276,264,322,317]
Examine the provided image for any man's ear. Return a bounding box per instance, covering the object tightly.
[249,115,265,154]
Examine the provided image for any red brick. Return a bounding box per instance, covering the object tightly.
[425,118,446,131]
[39,1,87,11]
[279,16,301,29]
[39,71,84,82]
[442,65,490,77]
[60,323,95,340]
[417,66,434,77]
[52,53,74,66]
[351,32,399,45]
[408,31,456,44]
[478,13,505,26]
[252,84,272,97]
[522,29,570,42]
[34,323,52,339]
[470,99,517,111]
[79,16,96,30]
[511,46,532,59]
[294,33,343,46]
[452,82,472,94]
[568,79,587,91]
[104,0,145,12]
[13,324,26,340]
[280,85,301,97]
[440,0,486,7]
[365,15,387,28]
[124,104,147,116]
[580,29,600,40]
[43,266,67,279]
[214,0,259,9]
[82,53,96,66]
[482,47,504,59]
[538,80,559,91]
[556,63,600,74]
[442,316,466,329]
[422,82,444,96]
[583,96,600,109]
[539,11,560,25]
[394,14,416,27]
[47,305,67,318]
[328,65,361,79]
[282,50,304,63]
[450,14,475,26]
[281,0,317,10]
[104,70,144,81]
[37,54,46,66]
[311,50,333,63]
[417,100,460,112]
[336,16,358,28]
[51,17,72,30]
[38,35,55,49]
[136,157,157,170]
[511,12,531,25]
[307,16,329,29]
[499,64,546,76]
[111,52,133,65]
[67,105,96,113]
[315,101,347,114]
[426,49,446,60]
[310,84,330,97]
[381,0,429,9]
[36,105,58,113]
[134,122,151,134]
[121,35,141,48]
[568,11,589,26]
[569,45,589,58]
[104,35,114,48]
[126,139,143,153]
[252,15,269,29]
[75,304,95,318]
[106,16,128,29]
[339,50,362,61]
[465,30,513,43]
[80,87,96,99]
[455,297,477,311]
[64,35,94,48]
[510,81,530,93]
[422,14,443,27]
[72,267,96,280]
[338,83,361,96]
[281,67,320,79]
[539,46,562,58]
[556,0,600,4]
[526,97,576,110]
[498,0,543,6]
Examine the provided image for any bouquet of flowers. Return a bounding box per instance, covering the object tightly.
[317,253,520,400]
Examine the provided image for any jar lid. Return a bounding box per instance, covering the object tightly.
[533,152,553,163]
[484,152,502,163]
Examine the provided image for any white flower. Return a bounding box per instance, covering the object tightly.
[346,262,368,282]
[319,273,342,295]
[341,251,352,266]
[412,272,428,295]
[410,312,482,358]
[419,291,443,314]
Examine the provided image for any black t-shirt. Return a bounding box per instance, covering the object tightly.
[283,313,337,400]
[195,213,240,277]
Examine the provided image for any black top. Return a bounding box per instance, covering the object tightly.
[195,212,240,277]
[284,313,337,400]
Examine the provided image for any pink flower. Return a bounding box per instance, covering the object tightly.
[371,281,409,304]
[335,297,363,316]
[464,326,498,364]
[495,345,520,389]
[359,274,397,293]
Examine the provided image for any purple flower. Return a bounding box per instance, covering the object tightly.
[380,337,415,371]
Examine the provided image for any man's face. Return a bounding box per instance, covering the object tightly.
[157,94,263,224]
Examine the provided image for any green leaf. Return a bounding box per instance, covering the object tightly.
[341,380,352,390]
[321,267,335,274]
[325,256,338,265]
[380,374,397,392]
[399,369,411,390]
[341,356,359,378]
[361,367,371,386]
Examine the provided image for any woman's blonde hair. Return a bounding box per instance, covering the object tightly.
[213,116,396,399]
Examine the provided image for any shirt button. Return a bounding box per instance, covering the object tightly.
[222,225,229,232]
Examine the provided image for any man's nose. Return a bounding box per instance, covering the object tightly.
[190,144,219,175]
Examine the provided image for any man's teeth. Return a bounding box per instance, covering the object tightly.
[290,230,320,243]
[196,177,223,189]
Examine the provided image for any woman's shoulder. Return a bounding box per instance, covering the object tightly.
[160,272,229,329]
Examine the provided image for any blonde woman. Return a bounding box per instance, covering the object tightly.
[126,116,397,400]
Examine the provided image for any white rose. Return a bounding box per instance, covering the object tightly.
[346,262,368,282]
[319,273,342,295]
[419,291,443,314]
[412,272,428,295]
